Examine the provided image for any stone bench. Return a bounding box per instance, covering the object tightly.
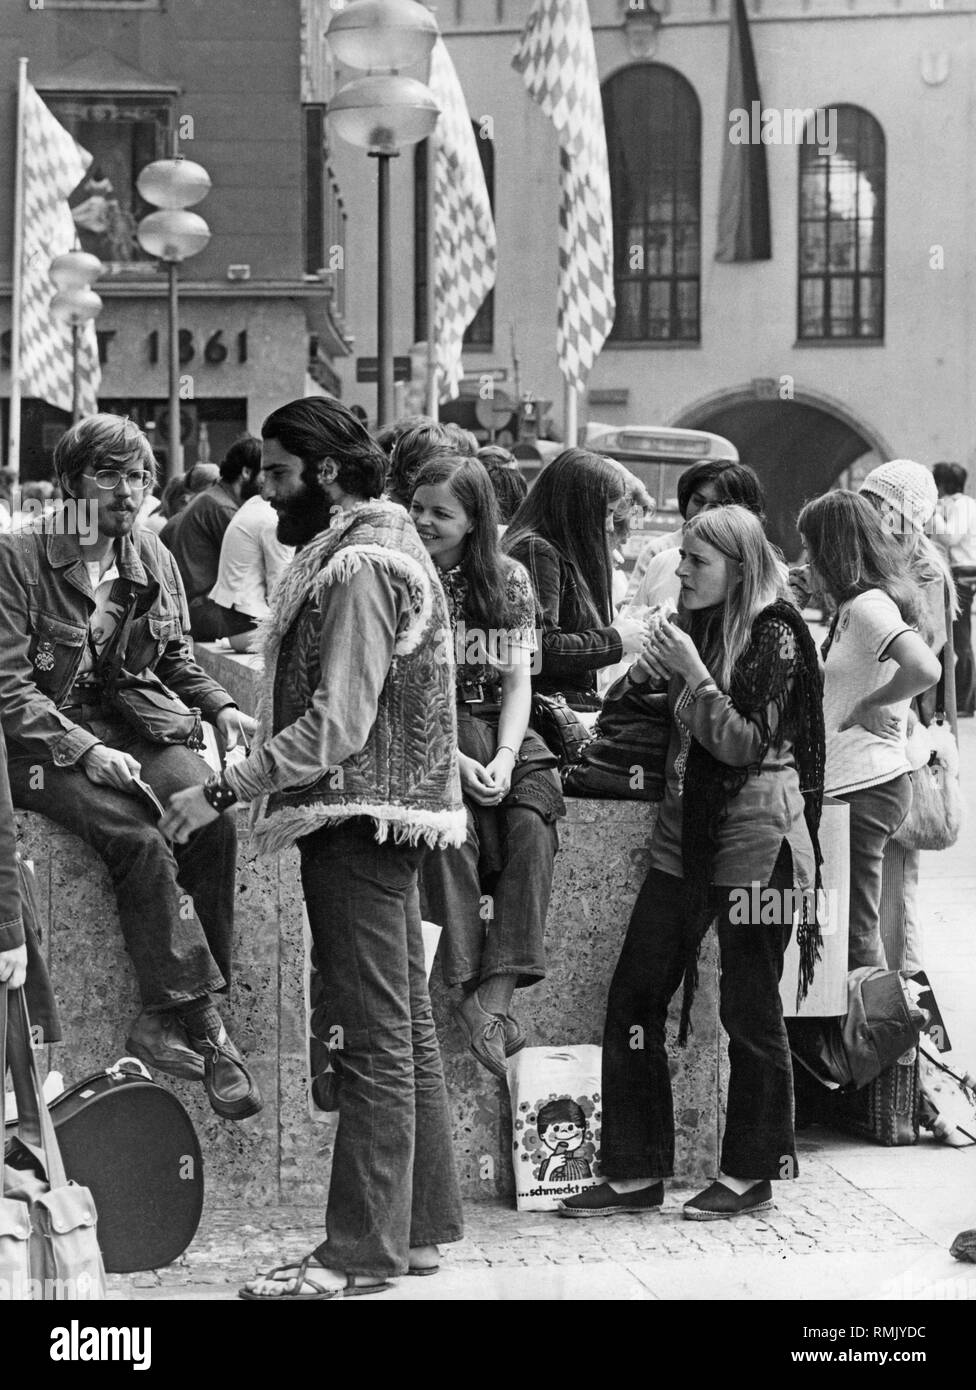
[15,645,724,1205]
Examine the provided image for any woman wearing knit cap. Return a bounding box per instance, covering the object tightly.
[798,490,943,970]
[857,460,959,972]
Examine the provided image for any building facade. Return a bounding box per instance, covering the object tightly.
[0,0,350,479]
[327,0,975,550]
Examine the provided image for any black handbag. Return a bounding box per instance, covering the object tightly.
[95,592,204,749]
[563,682,669,801]
[530,692,590,766]
[5,1057,205,1274]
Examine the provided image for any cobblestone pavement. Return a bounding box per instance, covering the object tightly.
[110,1136,962,1300]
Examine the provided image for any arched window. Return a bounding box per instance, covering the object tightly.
[602,64,701,343]
[414,122,494,349]
[798,105,885,340]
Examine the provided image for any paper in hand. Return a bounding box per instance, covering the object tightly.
[128,776,165,820]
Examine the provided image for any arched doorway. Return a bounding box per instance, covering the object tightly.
[672,389,890,557]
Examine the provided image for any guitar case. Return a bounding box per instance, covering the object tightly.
[7,1057,204,1274]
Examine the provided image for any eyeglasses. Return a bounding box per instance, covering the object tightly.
[83,469,153,491]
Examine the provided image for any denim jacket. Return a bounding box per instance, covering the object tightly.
[0,510,235,767]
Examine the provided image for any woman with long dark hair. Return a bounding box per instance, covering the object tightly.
[410,456,564,1077]
[560,506,825,1221]
[503,449,648,709]
[798,490,942,969]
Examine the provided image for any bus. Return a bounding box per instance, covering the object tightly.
[584,423,738,542]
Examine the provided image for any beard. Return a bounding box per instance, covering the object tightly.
[274,475,335,549]
[96,500,137,537]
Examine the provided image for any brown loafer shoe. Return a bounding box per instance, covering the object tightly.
[683,1180,773,1221]
[455,991,508,1079]
[189,1023,263,1121]
[125,1009,205,1081]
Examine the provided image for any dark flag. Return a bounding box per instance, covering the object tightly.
[716,0,772,262]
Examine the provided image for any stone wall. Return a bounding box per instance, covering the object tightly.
[15,646,724,1207]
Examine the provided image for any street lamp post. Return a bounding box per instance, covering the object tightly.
[326,0,440,427]
[49,251,104,422]
[135,157,212,480]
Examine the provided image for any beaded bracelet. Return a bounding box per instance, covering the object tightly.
[690,678,719,702]
[202,773,238,813]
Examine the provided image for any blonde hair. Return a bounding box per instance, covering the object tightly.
[681,505,787,690]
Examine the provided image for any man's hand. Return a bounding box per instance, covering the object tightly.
[0,944,28,989]
[159,785,220,844]
[215,707,257,752]
[81,744,141,790]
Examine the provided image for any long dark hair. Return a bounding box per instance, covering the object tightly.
[410,454,520,629]
[261,396,386,500]
[503,448,625,625]
[797,490,919,625]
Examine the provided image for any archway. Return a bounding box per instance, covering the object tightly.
[672,389,890,557]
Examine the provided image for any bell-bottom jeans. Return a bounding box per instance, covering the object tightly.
[300,817,464,1279]
[601,842,797,1182]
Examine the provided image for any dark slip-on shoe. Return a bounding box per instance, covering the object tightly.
[683,1180,774,1221]
[557,1182,664,1219]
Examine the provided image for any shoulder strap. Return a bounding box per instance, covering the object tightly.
[91,580,139,682]
[3,984,68,1189]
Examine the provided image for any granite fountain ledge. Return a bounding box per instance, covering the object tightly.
[15,644,723,1205]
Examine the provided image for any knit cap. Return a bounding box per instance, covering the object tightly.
[859,459,938,535]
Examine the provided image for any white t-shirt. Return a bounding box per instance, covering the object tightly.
[823,589,913,796]
[208,495,294,621]
[934,492,976,568]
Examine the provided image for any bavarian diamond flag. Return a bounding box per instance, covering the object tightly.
[428,37,497,400]
[20,83,101,415]
[513,0,615,392]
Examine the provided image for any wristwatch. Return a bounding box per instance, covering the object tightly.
[202,772,238,812]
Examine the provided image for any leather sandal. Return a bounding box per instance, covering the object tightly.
[239,1253,391,1301]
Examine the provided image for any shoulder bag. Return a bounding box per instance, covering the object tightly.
[1,984,107,1300]
[94,588,204,748]
[563,678,669,801]
[530,692,591,767]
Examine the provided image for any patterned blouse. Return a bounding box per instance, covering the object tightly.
[438,559,537,706]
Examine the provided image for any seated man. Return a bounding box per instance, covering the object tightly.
[0,414,260,1121]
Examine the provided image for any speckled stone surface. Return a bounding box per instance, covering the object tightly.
[16,795,724,1207]
[429,800,722,1196]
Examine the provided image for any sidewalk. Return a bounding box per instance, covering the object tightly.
[112,725,976,1302]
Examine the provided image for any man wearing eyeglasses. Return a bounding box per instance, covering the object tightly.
[0,413,261,1122]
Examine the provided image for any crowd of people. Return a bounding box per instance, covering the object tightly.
[0,399,969,1297]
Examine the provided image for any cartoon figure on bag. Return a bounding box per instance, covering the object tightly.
[535,1098,594,1183]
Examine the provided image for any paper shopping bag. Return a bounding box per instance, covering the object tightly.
[508,1045,602,1211]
